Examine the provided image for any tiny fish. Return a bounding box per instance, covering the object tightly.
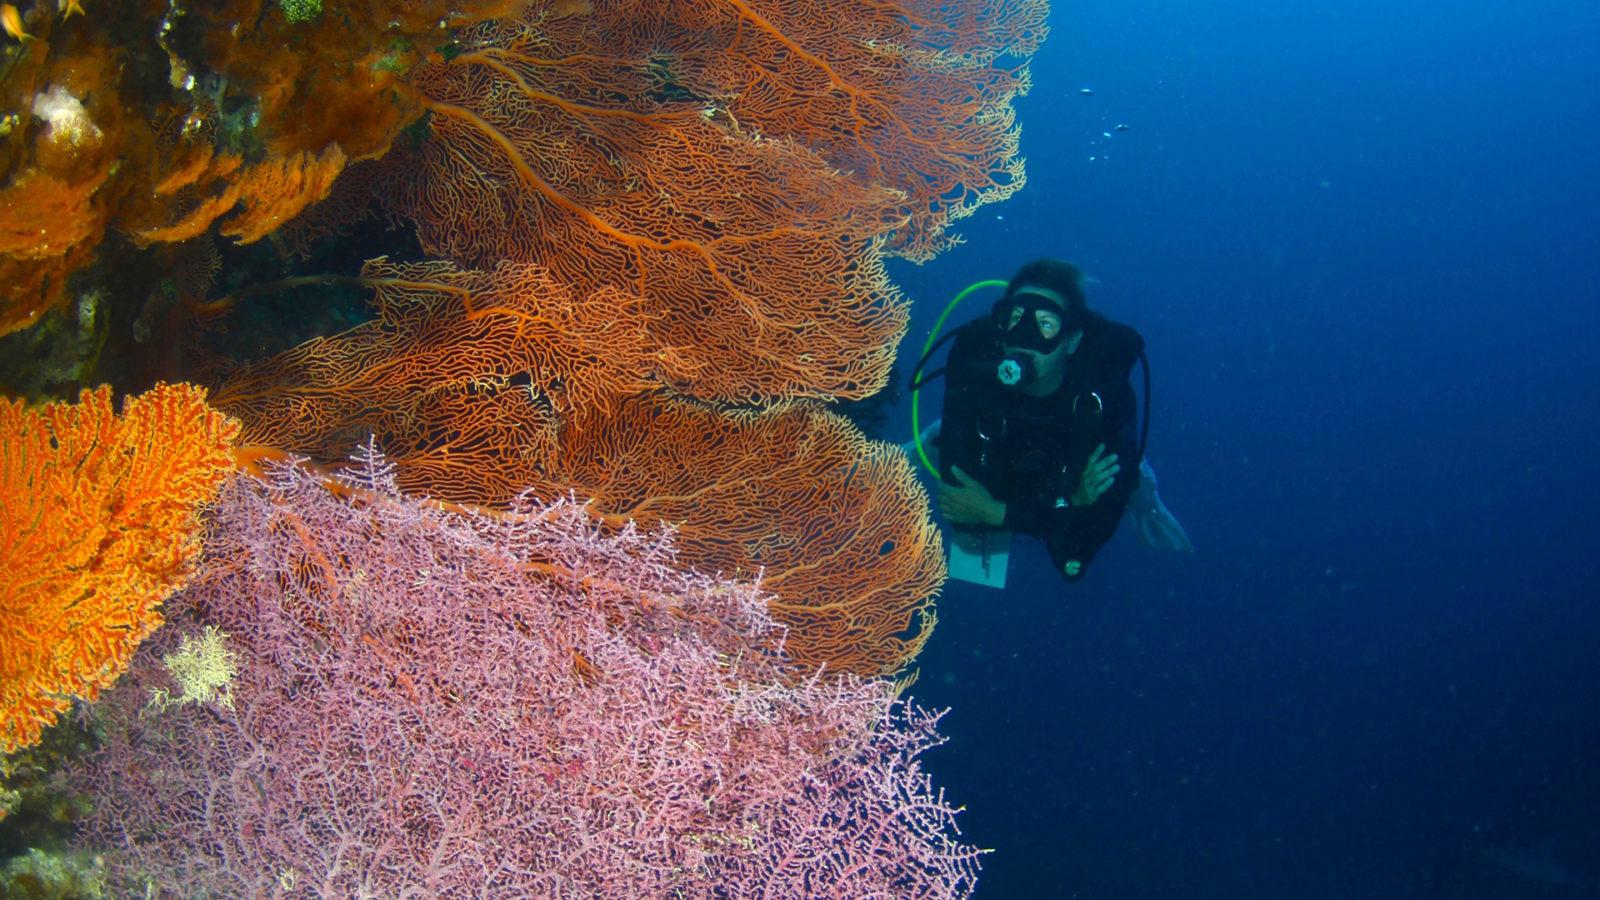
[1078,87,1094,96]
[2,3,31,40]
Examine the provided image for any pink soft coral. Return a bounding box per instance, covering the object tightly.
[73,446,980,897]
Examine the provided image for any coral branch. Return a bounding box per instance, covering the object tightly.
[0,383,240,753]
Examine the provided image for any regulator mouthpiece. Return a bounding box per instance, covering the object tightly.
[997,355,1034,388]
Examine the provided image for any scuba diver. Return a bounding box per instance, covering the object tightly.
[907,258,1192,586]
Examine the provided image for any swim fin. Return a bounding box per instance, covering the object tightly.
[1128,458,1194,554]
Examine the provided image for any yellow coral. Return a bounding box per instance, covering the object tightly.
[145,626,239,713]
[0,383,241,753]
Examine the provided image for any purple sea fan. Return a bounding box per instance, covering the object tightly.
[72,446,981,897]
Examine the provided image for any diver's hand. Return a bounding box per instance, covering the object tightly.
[939,465,1006,527]
[1070,444,1120,507]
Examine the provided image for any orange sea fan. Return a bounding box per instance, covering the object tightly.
[400,12,919,404]
[210,256,670,461]
[544,396,946,677]
[392,0,1043,402]
[0,383,241,753]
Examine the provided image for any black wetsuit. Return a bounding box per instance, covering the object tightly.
[937,311,1145,581]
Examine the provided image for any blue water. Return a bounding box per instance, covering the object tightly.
[893,2,1600,896]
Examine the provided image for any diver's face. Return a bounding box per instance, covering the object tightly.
[1002,290,1078,388]
[1004,305,1064,344]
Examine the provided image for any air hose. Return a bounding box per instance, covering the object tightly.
[907,279,1009,478]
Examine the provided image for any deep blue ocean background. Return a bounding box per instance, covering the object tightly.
[888,2,1600,896]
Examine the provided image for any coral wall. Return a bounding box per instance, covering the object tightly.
[0,0,514,334]
[213,1,1049,675]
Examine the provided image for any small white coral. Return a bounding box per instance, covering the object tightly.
[31,84,103,150]
[146,626,239,713]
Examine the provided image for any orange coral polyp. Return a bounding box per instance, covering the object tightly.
[137,146,347,245]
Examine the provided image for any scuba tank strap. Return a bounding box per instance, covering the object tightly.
[907,326,965,391]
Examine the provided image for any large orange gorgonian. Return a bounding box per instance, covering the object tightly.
[394,0,1045,403]
[0,383,240,753]
[210,257,671,467]
[545,396,947,676]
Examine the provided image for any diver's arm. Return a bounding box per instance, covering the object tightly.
[1046,466,1137,580]
[1000,487,1056,534]
[939,465,1007,527]
[1045,381,1142,580]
